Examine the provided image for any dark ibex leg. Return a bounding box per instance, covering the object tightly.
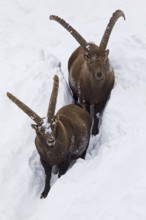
[92,101,107,135]
[58,156,71,178]
[40,159,52,199]
[84,101,90,113]
[72,90,78,103]
[92,110,99,135]
[80,147,88,159]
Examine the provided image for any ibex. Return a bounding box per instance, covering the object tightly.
[7,75,92,198]
[50,10,125,135]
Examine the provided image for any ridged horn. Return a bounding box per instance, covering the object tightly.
[7,92,42,124]
[47,75,59,123]
[99,10,125,51]
[50,15,90,52]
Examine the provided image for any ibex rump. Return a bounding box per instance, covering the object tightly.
[7,75,92,198]
[50,10,125,135]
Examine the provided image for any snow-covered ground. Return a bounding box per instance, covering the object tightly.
[1,0,146,219]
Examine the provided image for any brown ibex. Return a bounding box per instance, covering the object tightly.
[7,75,92,198]
[50,10,125,135]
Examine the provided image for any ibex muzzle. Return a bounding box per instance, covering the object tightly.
[7,75,92,198]
[50,10,125,135]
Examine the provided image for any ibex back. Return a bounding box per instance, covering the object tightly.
[7,75,92,198]
[50,10,125,135]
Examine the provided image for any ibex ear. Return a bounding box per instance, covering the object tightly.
[31,124,38,130]
[105,49,109,56]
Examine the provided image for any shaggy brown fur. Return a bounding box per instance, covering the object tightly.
[33,103,92,198]
[68,43,115,134]
[50,10,125,135]
[7,75,92,198]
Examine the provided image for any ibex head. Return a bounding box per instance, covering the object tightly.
[82,44,110,81]
[50,10,125,81]
[7,75,59,147]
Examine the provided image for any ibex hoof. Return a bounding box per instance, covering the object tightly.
[92,127,99,136]
[40,189,49,199]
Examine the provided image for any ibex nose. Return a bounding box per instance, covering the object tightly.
[47,137,55,146]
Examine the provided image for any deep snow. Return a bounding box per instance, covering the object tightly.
[0,0,146,220]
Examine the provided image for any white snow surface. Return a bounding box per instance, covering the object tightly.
[1,0,146,219]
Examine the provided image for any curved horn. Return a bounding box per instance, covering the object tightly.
[47,75,59,122]
[7,92,42,124]
[99,10,125,51]
[50,15,90,52]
